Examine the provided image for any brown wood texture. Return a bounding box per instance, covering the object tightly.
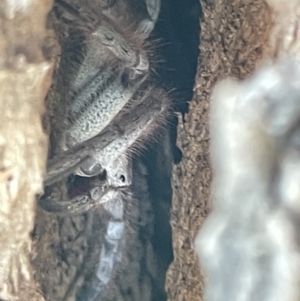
[166,1,272,300]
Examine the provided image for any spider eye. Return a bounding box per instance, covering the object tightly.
[119,175,126,183]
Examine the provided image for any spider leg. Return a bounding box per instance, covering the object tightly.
[75,157,104,177]
[42,2,165,214]
[40,173,130,215]
[76,154,132,187]
[137,0,161,35]
[63,63,149,149]
[98,0,116,9]
[45,126,120,186]
[76,86,170,187]
[45,86,169,187]
[105,155,133,187]
[93,20,149,72]
[145,0,161,24]
[39,189,92,214]
[59,17,150,149]
[52,0,152,151]
[39,176,114,215]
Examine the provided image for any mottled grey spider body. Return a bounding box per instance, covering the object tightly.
[39,0,170,214]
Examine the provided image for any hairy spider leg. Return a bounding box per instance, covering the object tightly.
[77,86,170,187]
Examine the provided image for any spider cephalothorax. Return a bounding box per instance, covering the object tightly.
[39,0,171,214]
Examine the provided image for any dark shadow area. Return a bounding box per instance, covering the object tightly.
[154,0,201,113]
[143,0,201,299]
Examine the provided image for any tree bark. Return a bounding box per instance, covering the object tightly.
[0,1,55,300]
[166,1,272,300]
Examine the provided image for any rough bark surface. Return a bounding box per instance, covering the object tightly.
[166,1,272,300]
[0,0,55,300]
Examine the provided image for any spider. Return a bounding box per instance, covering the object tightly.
[39,0,171,214]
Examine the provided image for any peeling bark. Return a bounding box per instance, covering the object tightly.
[0,1,54,300]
